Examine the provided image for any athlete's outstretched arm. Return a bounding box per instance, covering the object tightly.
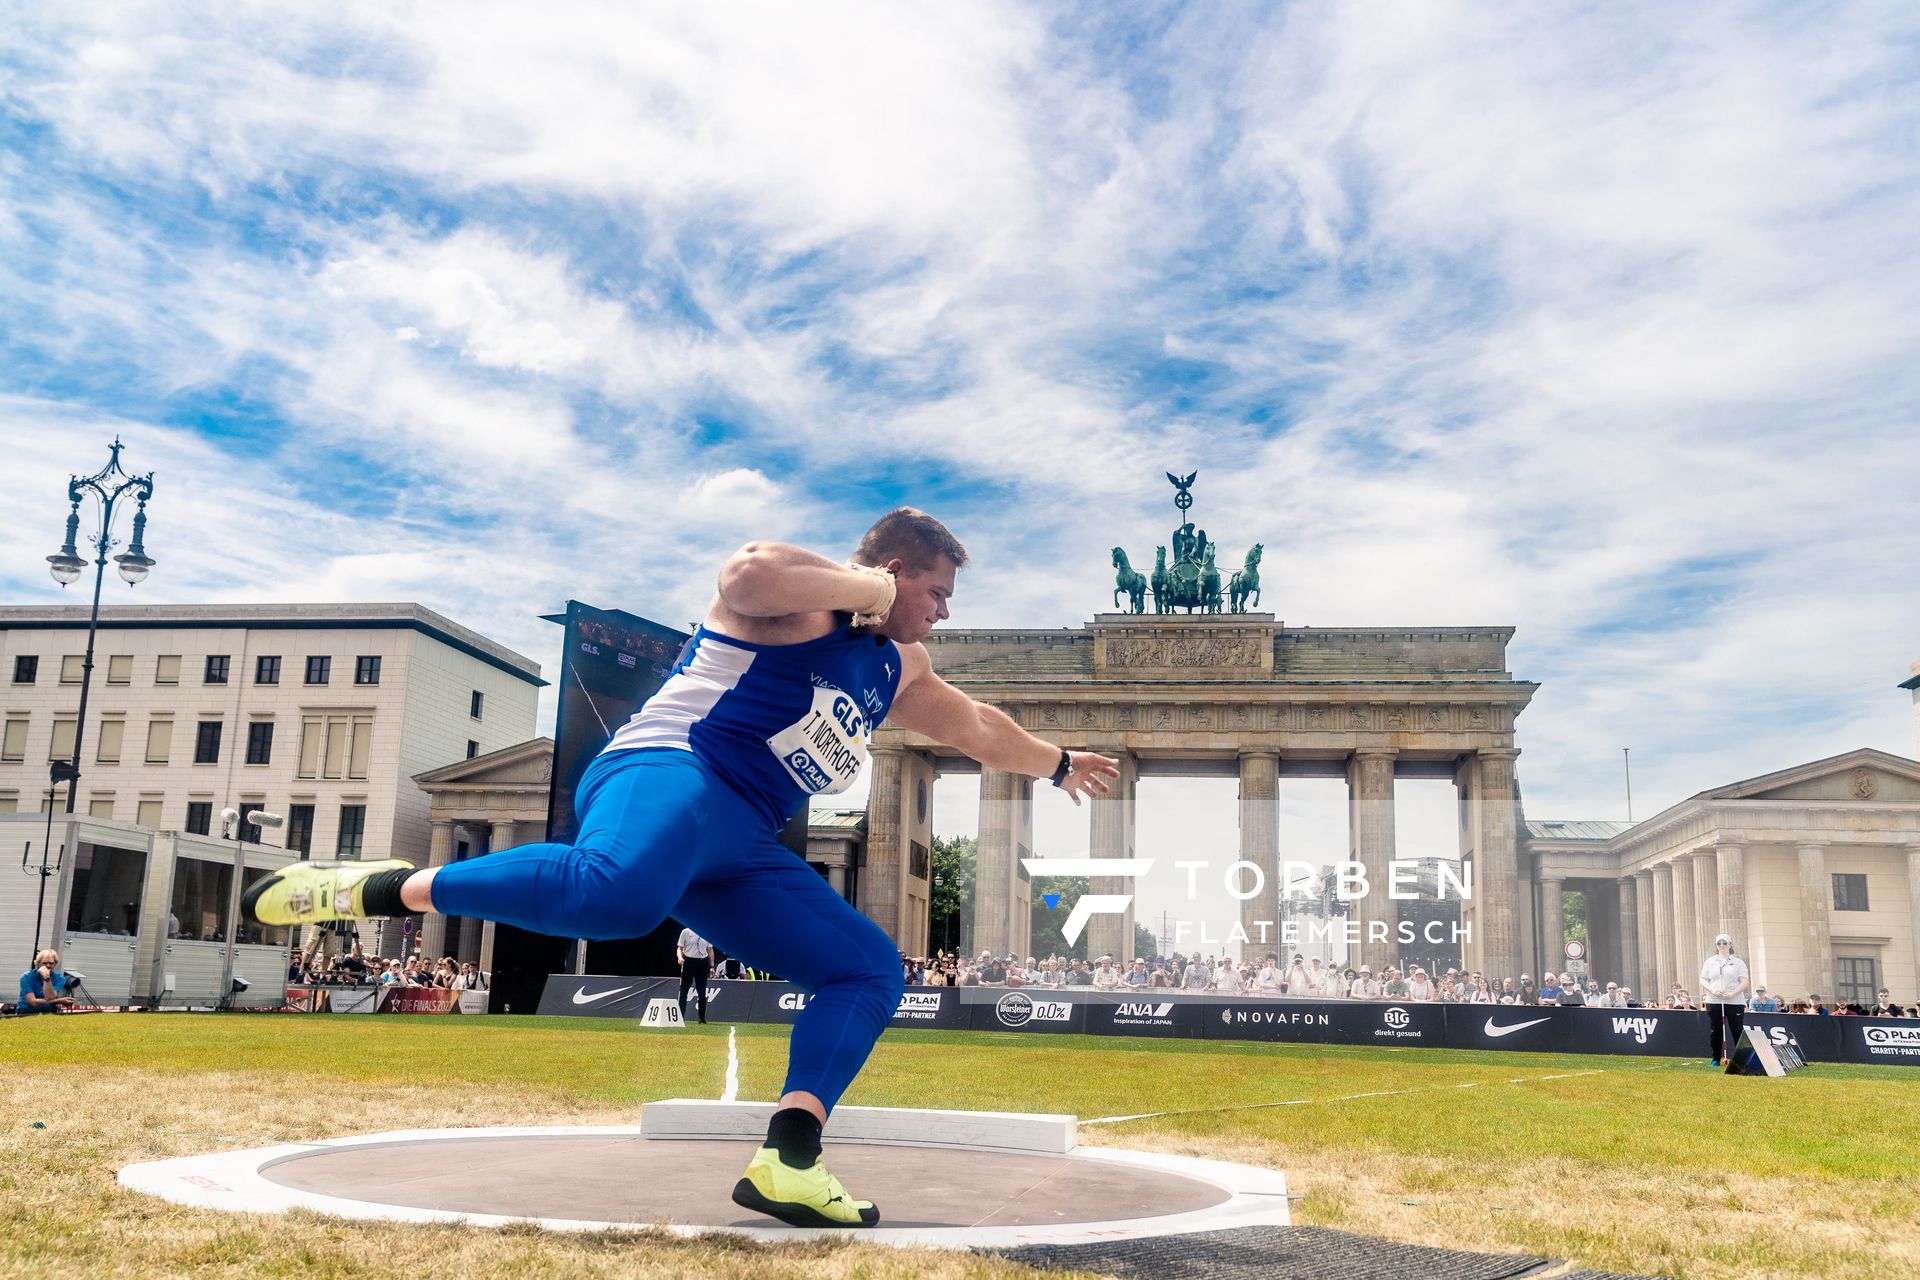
[716,542,895,619]
[885,643,1118,805]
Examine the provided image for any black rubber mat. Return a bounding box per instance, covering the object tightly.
[989,1225,1664,1279]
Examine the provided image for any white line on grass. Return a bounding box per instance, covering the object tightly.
[1081,1069,1607,1125]
[721,1027,739,1103]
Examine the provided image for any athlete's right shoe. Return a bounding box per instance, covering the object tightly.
[242,860,413,927]
[731,1146,880,1227]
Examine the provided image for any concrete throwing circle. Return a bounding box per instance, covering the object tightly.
[118,1124,1290,1248]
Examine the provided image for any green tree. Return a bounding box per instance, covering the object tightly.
[1564,890,1589,946]
[1134,922,1159,962]
[1028,875,1091,961]
[929,835,976,954]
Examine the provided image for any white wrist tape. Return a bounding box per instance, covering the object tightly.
[847,562,897,626]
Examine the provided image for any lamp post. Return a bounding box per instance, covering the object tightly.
[45,436,157,815]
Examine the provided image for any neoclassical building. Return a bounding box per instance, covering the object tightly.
[1525,748,1920,1004]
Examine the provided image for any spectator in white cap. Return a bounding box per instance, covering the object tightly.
[1092,956,1121,991]
[1352,965,1382,1000]
[1700,932,1750,1065]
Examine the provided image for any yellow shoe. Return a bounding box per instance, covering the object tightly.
[731,1146,879,1228]
[241,860,413,927]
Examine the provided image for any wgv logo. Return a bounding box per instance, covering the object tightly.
[1020,858,1156,944]
[1612,1015,1659,1044]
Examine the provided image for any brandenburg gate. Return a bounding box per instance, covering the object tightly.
[862,480,1538,978]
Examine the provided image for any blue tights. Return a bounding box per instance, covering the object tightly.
[428,748,904,1113]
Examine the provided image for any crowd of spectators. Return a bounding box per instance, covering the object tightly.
[290,944,486,992]
[897,951,1919,1017]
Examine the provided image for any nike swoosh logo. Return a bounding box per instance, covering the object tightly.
[1484,1017,1551,1038]
[571,985,637,1006]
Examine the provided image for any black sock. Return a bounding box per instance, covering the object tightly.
[357,868,414,919]
[766,1107,823,1169]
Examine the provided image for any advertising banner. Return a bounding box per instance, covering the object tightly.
[964,988,1086,1034]
[1835,1016,1920,1065]
[381,988,461,1015]
[1324,999,1450,1048]
[1082,996,1208,1039]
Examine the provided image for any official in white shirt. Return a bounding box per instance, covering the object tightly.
[677,926,713,1025]
[1699,933,1751,1065]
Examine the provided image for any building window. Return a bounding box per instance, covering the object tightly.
[238,802,265,845]
[286,804,315,859]
[1833,873,1870,912]
[89,796,115,820]
[194,720,223,765]
[245,721,273,765]
[65,842,147,936]
[50,718,77,763]
[256,654,281,685]
[136,798,163,829]
[2,719,27,764]
[12,655,37,684]
[0,794,16,814]
[298,714,373,781]
[305,656,331,685]
[170,857,235,942]
[470,690,484,719]
[205,655,230,684]
[145,719,173,764]
[185,801,212,836]
[1836,956,1877,1006]
[355,655,381,685]
[106,654,133,684]
[96,719,125,763]
[60,655,85,683]
[466,739,479,760]
[155,655,181,685]
[337,804,366,859]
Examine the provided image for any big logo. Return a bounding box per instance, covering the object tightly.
[1384,1007,1410,1030]
[1612,1015,1660,1045]
[995,992,1073,1028]
[1018,857,1157,944]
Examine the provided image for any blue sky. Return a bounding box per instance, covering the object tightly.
[2,3,1918,907]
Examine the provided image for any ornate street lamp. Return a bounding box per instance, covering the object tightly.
[45,437,156,814]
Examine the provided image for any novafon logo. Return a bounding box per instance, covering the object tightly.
[1612,1015,1660,1045]
[1019,857,1157,944]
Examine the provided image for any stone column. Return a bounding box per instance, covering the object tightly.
[1716,841,1748,958]
[1617,876,1640,996]
[1633,870,1656,998]
[1670,855,1696,998]
[1692,851,1719,975]
[1539,876,1564,980]
[826,862,847,897]
[1907,844,1920,1003]
[416,819,458,960]
[859,748,906,946]
[1087,750,1138,965]
[1797,843,1834,998]
[1470,750,1521,982]
[1011,774,1034,959]
[1237,751,1280,961]
[974,767,1017,960]
[1651,863,1675,999]
[1349,749,1399,973]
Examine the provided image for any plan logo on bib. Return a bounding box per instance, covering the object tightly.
[767,682,869,795]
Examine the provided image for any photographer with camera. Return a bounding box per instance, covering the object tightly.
[17,949,76,1014]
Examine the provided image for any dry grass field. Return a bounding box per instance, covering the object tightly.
[3,1013,1916,1279]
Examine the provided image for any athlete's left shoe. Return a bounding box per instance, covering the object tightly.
[242,859,413,927]
[731,1146,879,1227]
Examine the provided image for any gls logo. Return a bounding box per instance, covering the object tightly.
[1019,858,1157,944]
[778,992,809,1011]
[995,992,1073,1028]
[1612,1016,1660,1044]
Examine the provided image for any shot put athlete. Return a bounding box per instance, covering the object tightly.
[244,508,1118,1227]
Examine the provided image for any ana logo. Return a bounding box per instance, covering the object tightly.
[1864,1025,1920,1047]
[1115,1002,1175,1018]
[1384,1007,1411,1030]
[1611,1015,1660,1045]
[777,992,809,1011]
[1019,857,1157,944]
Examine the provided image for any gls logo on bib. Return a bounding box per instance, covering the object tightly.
[768,681,869,795]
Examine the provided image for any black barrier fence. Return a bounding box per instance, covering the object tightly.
[536,975,1920,1066]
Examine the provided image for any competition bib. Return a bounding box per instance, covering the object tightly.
[767,680,870,795]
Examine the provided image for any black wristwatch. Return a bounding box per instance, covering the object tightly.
[1048,748,1072,788]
